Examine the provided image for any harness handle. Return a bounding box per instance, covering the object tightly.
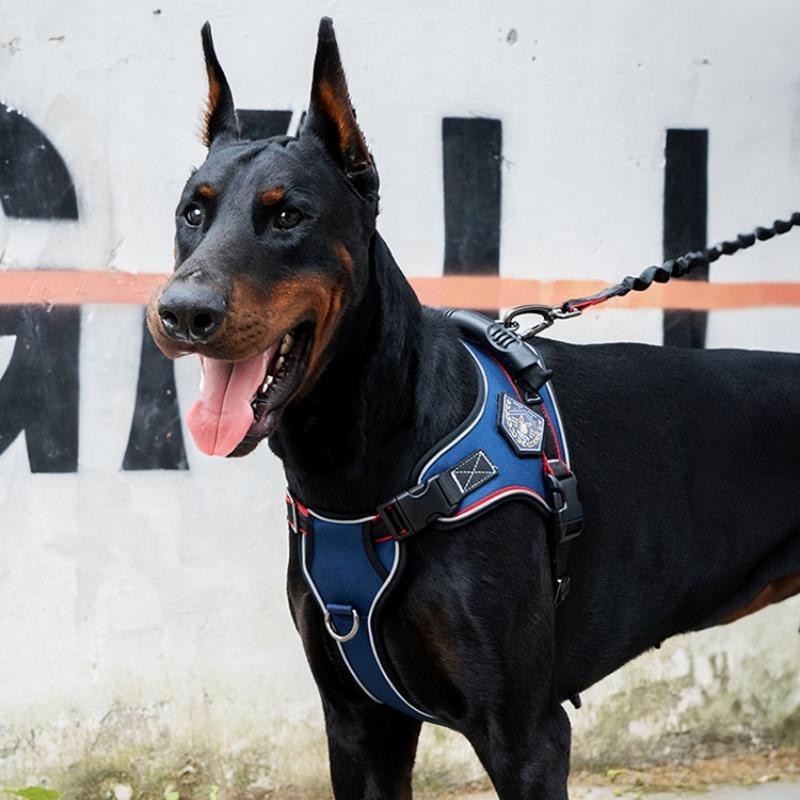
[503,211,800,339]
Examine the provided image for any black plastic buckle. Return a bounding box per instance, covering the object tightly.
[286,493,309,535]
[377,476,460,540]
[546,468,584,544]
[554,576,572,606]
[286,495,298,533]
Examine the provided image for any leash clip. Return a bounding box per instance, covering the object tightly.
[502,304,556,339]
[502,303,584,340]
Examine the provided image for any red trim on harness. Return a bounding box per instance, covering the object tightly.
[545,411,562,460]
[449,485,550,519]
[372,486,550,542]
[286,492,311,536]
[489,352,563,462]
[492,356,524,401]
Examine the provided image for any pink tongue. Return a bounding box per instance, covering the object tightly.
[186,347,277,456]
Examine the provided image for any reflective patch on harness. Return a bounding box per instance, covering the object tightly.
[449,450,498,494]
[497,392,545,456]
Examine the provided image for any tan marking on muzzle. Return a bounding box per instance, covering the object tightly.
[147,271,348,403]
[228,272,348,390]
[333,243,353,275]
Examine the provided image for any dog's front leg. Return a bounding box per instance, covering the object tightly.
[288,557,422,799]
[465,701,571,800]
[323,697,422,800]
[411,506,572,799]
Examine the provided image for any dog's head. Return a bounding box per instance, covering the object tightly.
[148,18,378,458]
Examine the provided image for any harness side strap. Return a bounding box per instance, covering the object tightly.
[543,458,583,606]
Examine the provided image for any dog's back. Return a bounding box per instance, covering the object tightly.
[541,339,800,694]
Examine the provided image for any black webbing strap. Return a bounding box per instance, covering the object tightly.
[516,364,583,607]
[544,458,583,606]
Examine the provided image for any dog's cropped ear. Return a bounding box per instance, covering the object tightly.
[305,18,377,196]
[200,22,239,147]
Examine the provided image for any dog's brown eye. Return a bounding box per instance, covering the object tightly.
[184,204,204,227]
[275,208,303,230]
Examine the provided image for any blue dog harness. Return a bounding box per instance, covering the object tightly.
[286,311,583,723]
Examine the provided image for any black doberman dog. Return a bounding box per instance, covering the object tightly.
[148,18,800,799]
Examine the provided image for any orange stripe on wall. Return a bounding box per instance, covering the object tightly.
[1,270,800,311]
[0,270,165,306]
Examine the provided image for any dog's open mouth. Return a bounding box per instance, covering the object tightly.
[186,322,313,457]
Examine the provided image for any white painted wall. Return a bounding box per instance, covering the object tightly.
[0,0,798,793]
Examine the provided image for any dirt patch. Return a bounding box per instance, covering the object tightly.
[432,747,800,798]
[572,747,800,792]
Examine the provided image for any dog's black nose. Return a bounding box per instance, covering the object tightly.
[158,282,226,343]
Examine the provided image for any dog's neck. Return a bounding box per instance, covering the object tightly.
[271,233,476,514]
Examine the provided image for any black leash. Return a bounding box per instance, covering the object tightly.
[503,211,800,339]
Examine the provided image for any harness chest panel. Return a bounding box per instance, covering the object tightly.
[414,342,568,523]
[289,339,575,723]
[297,515,430,717]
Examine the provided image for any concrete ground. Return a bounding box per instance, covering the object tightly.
[459,784,798,799]
[445,749,799,799]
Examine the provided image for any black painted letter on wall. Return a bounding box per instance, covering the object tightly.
[0,307,80,472]
[442,117,502,277]
[0,106,80,472]
[662,129,709,348]
[0,103,78,220]
[123,314,188,471]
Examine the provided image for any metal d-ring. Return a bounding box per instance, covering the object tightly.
[324,608,361,643]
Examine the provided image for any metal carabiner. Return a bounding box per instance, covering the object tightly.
[502,303,585,340]
[501,304,557,339]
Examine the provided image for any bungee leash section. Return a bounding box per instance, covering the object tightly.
[502,211,800,340]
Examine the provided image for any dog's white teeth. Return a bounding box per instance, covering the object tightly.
[280,334,294,355]
[261,375,274,393]
[275,355,286,371]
